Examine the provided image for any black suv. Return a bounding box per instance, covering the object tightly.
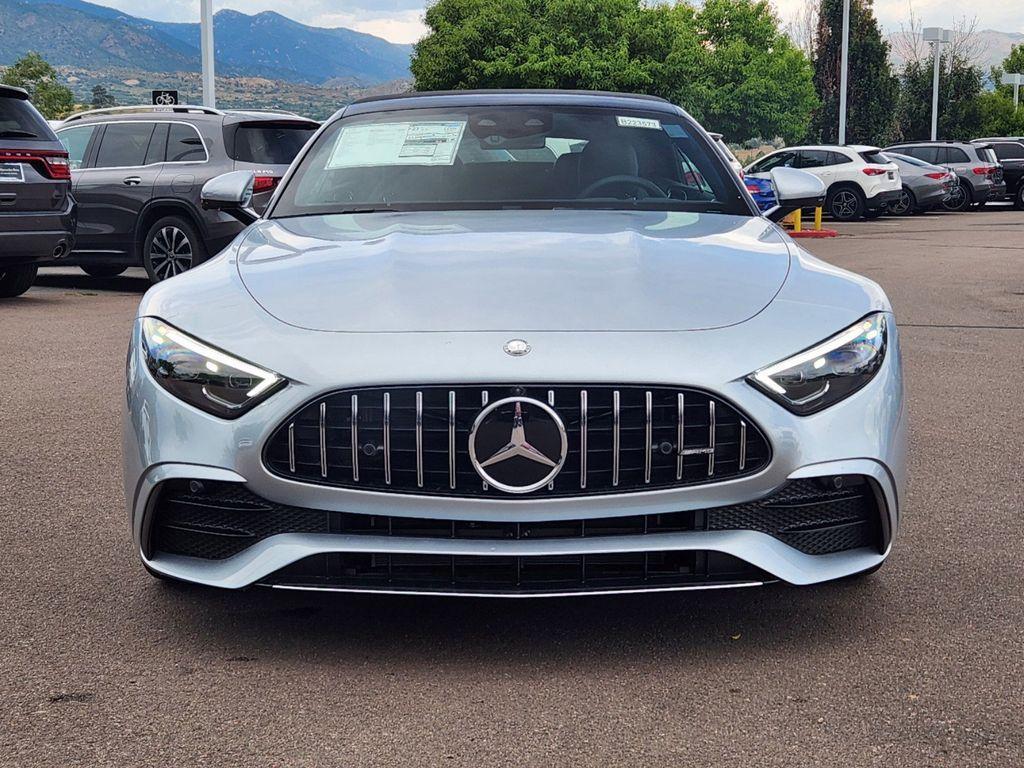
[54,105,318,281]
[0,85,76,297]
[973,138,1024,209]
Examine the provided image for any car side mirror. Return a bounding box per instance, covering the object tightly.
[201,171,258,226]
[764,167,826,223]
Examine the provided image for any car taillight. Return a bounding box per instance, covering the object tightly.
[0,148,72,180]
[972,166,997,175]
[253,175,280,193]
[862,167,887,176]
[924,172,946,179]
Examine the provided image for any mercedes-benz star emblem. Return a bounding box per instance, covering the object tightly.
[503,339,531,356]
[468,397,567,494]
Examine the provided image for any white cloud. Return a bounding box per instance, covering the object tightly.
[770,0,1022,36]
[314,9,427,43]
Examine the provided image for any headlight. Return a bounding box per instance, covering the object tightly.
[748,313,887,415]
[140,317,285,419]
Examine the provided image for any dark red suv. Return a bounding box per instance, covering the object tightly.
[0,85,77,297]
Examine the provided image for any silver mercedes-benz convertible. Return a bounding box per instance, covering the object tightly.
[124,90,905,597]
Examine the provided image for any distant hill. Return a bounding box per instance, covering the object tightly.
[0,0,412,86]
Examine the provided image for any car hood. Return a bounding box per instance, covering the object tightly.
[235,210,791,333]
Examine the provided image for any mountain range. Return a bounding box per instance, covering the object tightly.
[0,0,413,85]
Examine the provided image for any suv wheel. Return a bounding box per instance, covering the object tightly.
[942,183,972,212]
[888,187,915,216]
[0,265,38,298]
[827,187,864,221]
[81,265,127,278]
[1017,185,1024,211]
[143,216,205,283]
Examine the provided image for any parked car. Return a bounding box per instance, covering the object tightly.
[972,138,1024,209]
[884,141,1005,212]
[0,84,76,297]
[125,90,904,597]
[743,174,777,212]
[54,104,318,282]
[879,151,954,215]
[709,132,743,177]
[744,145,901,221]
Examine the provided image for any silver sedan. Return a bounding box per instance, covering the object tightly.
[123,91,906,597]
[883,151,954,215]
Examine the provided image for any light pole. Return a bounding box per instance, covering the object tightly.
[923,27,952,141]
[837,0,850,145]
[1003,72,1023,110]
[200,0,216,108]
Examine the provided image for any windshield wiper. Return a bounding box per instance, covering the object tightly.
[0,130,39,138]
[336,205,402,214]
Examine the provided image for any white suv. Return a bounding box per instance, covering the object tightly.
[745,145,901,221]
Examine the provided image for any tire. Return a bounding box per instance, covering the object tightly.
[142,216,205,283]
[1015,185,1024,211]
[0,264,38,298]
[80,264,127,278]
[888,186,915,216]
[827,186,865,221]
[941,182,972,212]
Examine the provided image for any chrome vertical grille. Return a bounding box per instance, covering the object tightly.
[264,385,771,499]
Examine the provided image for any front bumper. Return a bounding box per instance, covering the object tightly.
[123,318,907,596]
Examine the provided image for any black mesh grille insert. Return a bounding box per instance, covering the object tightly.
[262,385,771,498]
[149,475,882,563]
[262,551,768,594]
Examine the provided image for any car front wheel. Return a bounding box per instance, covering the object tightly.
[142,216,205,283]
[942,183,972,212]
[1016,185,1024,211]
[888,187,915,216]
[827,187,865,221]
[0,264,38,298]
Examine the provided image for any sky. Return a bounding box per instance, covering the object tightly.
[90,0,1021,45]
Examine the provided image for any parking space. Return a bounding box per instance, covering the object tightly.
[1,208,1022,766]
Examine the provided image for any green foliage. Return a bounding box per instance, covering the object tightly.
[897,56,985,141]
[810,0,898,145]
[976,91,1024,136]
[411,0,817,143]
[1,52,75,119]
[90,84,116,109]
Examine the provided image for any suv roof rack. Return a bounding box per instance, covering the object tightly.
[224,108,303,117]
[63,104,224,123]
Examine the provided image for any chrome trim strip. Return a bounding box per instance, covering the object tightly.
[287,422,295,474]
[739,420,747,472]
[676,393,685,480]
[319,402,327,478]
[448,390,456,490]
[708,400,716,477]
[267,581,767,599]
[644,390,653,484]
[480,391,489,490]
[579,389,588,489]
[350,394,359,482]
[383,392,392,486]
[415,391,424,488]
[548,389,556,490]
[612,390,620,487]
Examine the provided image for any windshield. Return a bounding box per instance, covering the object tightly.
[271,106,749,217]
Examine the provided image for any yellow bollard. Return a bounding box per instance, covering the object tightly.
[791,208,802,233]
[813,206,822,231]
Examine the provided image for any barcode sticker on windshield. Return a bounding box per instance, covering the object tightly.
[616,116,661,130]
[326,121,466,169]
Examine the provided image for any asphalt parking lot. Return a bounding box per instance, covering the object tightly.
[2,207,1022,766]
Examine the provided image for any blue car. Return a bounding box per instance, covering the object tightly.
[744,175,777,212]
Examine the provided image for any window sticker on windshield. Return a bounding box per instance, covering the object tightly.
[616,115,661,130]
[0,163,25,182]
[326,121,466,169]
[663,124,688,139]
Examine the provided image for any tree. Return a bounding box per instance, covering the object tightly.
[410,0,817,143]
[90,84,116,109]
[809,0,899,145]
[897,54,984,141]
[1,52,75,119]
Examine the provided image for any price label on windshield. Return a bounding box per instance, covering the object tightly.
[326,121,467,169]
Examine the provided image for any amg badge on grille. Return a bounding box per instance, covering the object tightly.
[468,397,567,493]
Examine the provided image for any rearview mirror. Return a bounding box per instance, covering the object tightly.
[764,167,826,223]
[201,171,258,226]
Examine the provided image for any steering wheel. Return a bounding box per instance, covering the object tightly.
[578,174,667,199]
